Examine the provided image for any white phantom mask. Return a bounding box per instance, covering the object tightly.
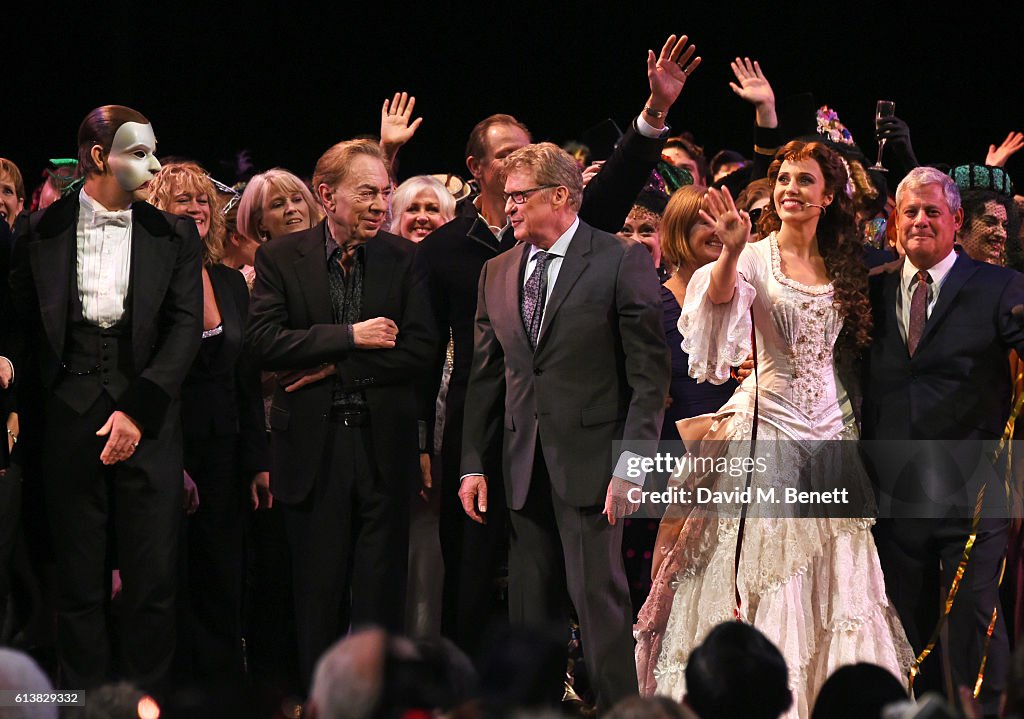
[107,122,161,192]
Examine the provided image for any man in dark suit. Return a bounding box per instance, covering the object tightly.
[862,166,1024,714]
[459,143,669,711]
[9,105,202,691]
[246,139,436,686]
[418,33,699,653]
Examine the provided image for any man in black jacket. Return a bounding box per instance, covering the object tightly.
[246,139,436,685]
[863,166,1024,714]
[10,105,202,691]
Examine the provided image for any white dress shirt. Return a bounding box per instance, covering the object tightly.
[897,248,958,343]
[77,189,133,328]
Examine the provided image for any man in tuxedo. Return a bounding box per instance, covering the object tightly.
[10,105,202,690]
[459,143,669,711]
[246,139,436,686]
[862,166,1024,713]
[418,33,699,653]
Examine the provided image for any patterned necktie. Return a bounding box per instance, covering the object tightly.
[907,270,931,356]
[521,250,551,350]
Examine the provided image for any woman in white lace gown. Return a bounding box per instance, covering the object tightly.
[635,141,912,719]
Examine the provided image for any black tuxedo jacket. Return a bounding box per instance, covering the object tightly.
[862,252,1024,441]
[245,222,437,504]
[10,192,203,437]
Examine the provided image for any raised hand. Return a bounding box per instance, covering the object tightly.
[875,115,919,168]
[647,34,701,116]
[699,187,751,254]
[729,57,774,107]
[581,160,605,188]
[728,57,777,128]
[380,92,423,153]
[986,131,1024,168]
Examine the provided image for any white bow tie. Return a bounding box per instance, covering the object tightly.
[91,209,132,228]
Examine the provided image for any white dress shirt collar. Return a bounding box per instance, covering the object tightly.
[902,247,957,289]
[527,216,579,261]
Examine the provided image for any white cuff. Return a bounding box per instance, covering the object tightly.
[613,450,648,486]
[635,114,669,139]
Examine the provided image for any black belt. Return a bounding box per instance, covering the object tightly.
[329,406,369,426]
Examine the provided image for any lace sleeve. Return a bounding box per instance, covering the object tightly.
[678,258,757,384]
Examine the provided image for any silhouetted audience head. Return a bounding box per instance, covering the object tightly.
[1005,642,1024,719]
[810,663,906,719]
[83,682,146,719]
[0,648,57,719]
[684,621,792,719]
[307,627,476,719]
[476,624,567,717]
[607,695,697,719]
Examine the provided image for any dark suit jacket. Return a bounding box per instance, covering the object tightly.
[862,252,1024,440]
[461,220,669,509]
[181,263,268,475]
[10,192,203,437]
[245,221,437,504]
[418,120,669,435]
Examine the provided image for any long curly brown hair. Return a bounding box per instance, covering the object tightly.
[758,140,872,351]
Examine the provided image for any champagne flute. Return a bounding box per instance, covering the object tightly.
[871,100,896,171]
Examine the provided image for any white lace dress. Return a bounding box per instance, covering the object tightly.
[635,235,912,719]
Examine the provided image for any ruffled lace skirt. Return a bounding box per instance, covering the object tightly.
[635,394,913,719]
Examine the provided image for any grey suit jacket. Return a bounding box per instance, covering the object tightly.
[461,219,669,509]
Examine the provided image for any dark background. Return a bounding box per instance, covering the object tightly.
[5,3,1024,189]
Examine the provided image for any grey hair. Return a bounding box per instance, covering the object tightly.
[504,142,584,211]
[896,166,961,213]
[309,628,387,719]
[389,175,457,236]
[0,649,57,719]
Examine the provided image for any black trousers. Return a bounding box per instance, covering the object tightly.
[177,436,247,681]
[438,387,507,656]
[282,418,409,687]
[507,447,637,713]
[874,516,1009,714]
[42,391,181,692]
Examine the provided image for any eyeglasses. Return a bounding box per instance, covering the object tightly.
[747,207,764,225]
[502,184,559,205]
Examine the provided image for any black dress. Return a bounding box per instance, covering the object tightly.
[177,263,267,681]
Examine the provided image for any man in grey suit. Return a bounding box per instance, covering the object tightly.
[459,143,669,711]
